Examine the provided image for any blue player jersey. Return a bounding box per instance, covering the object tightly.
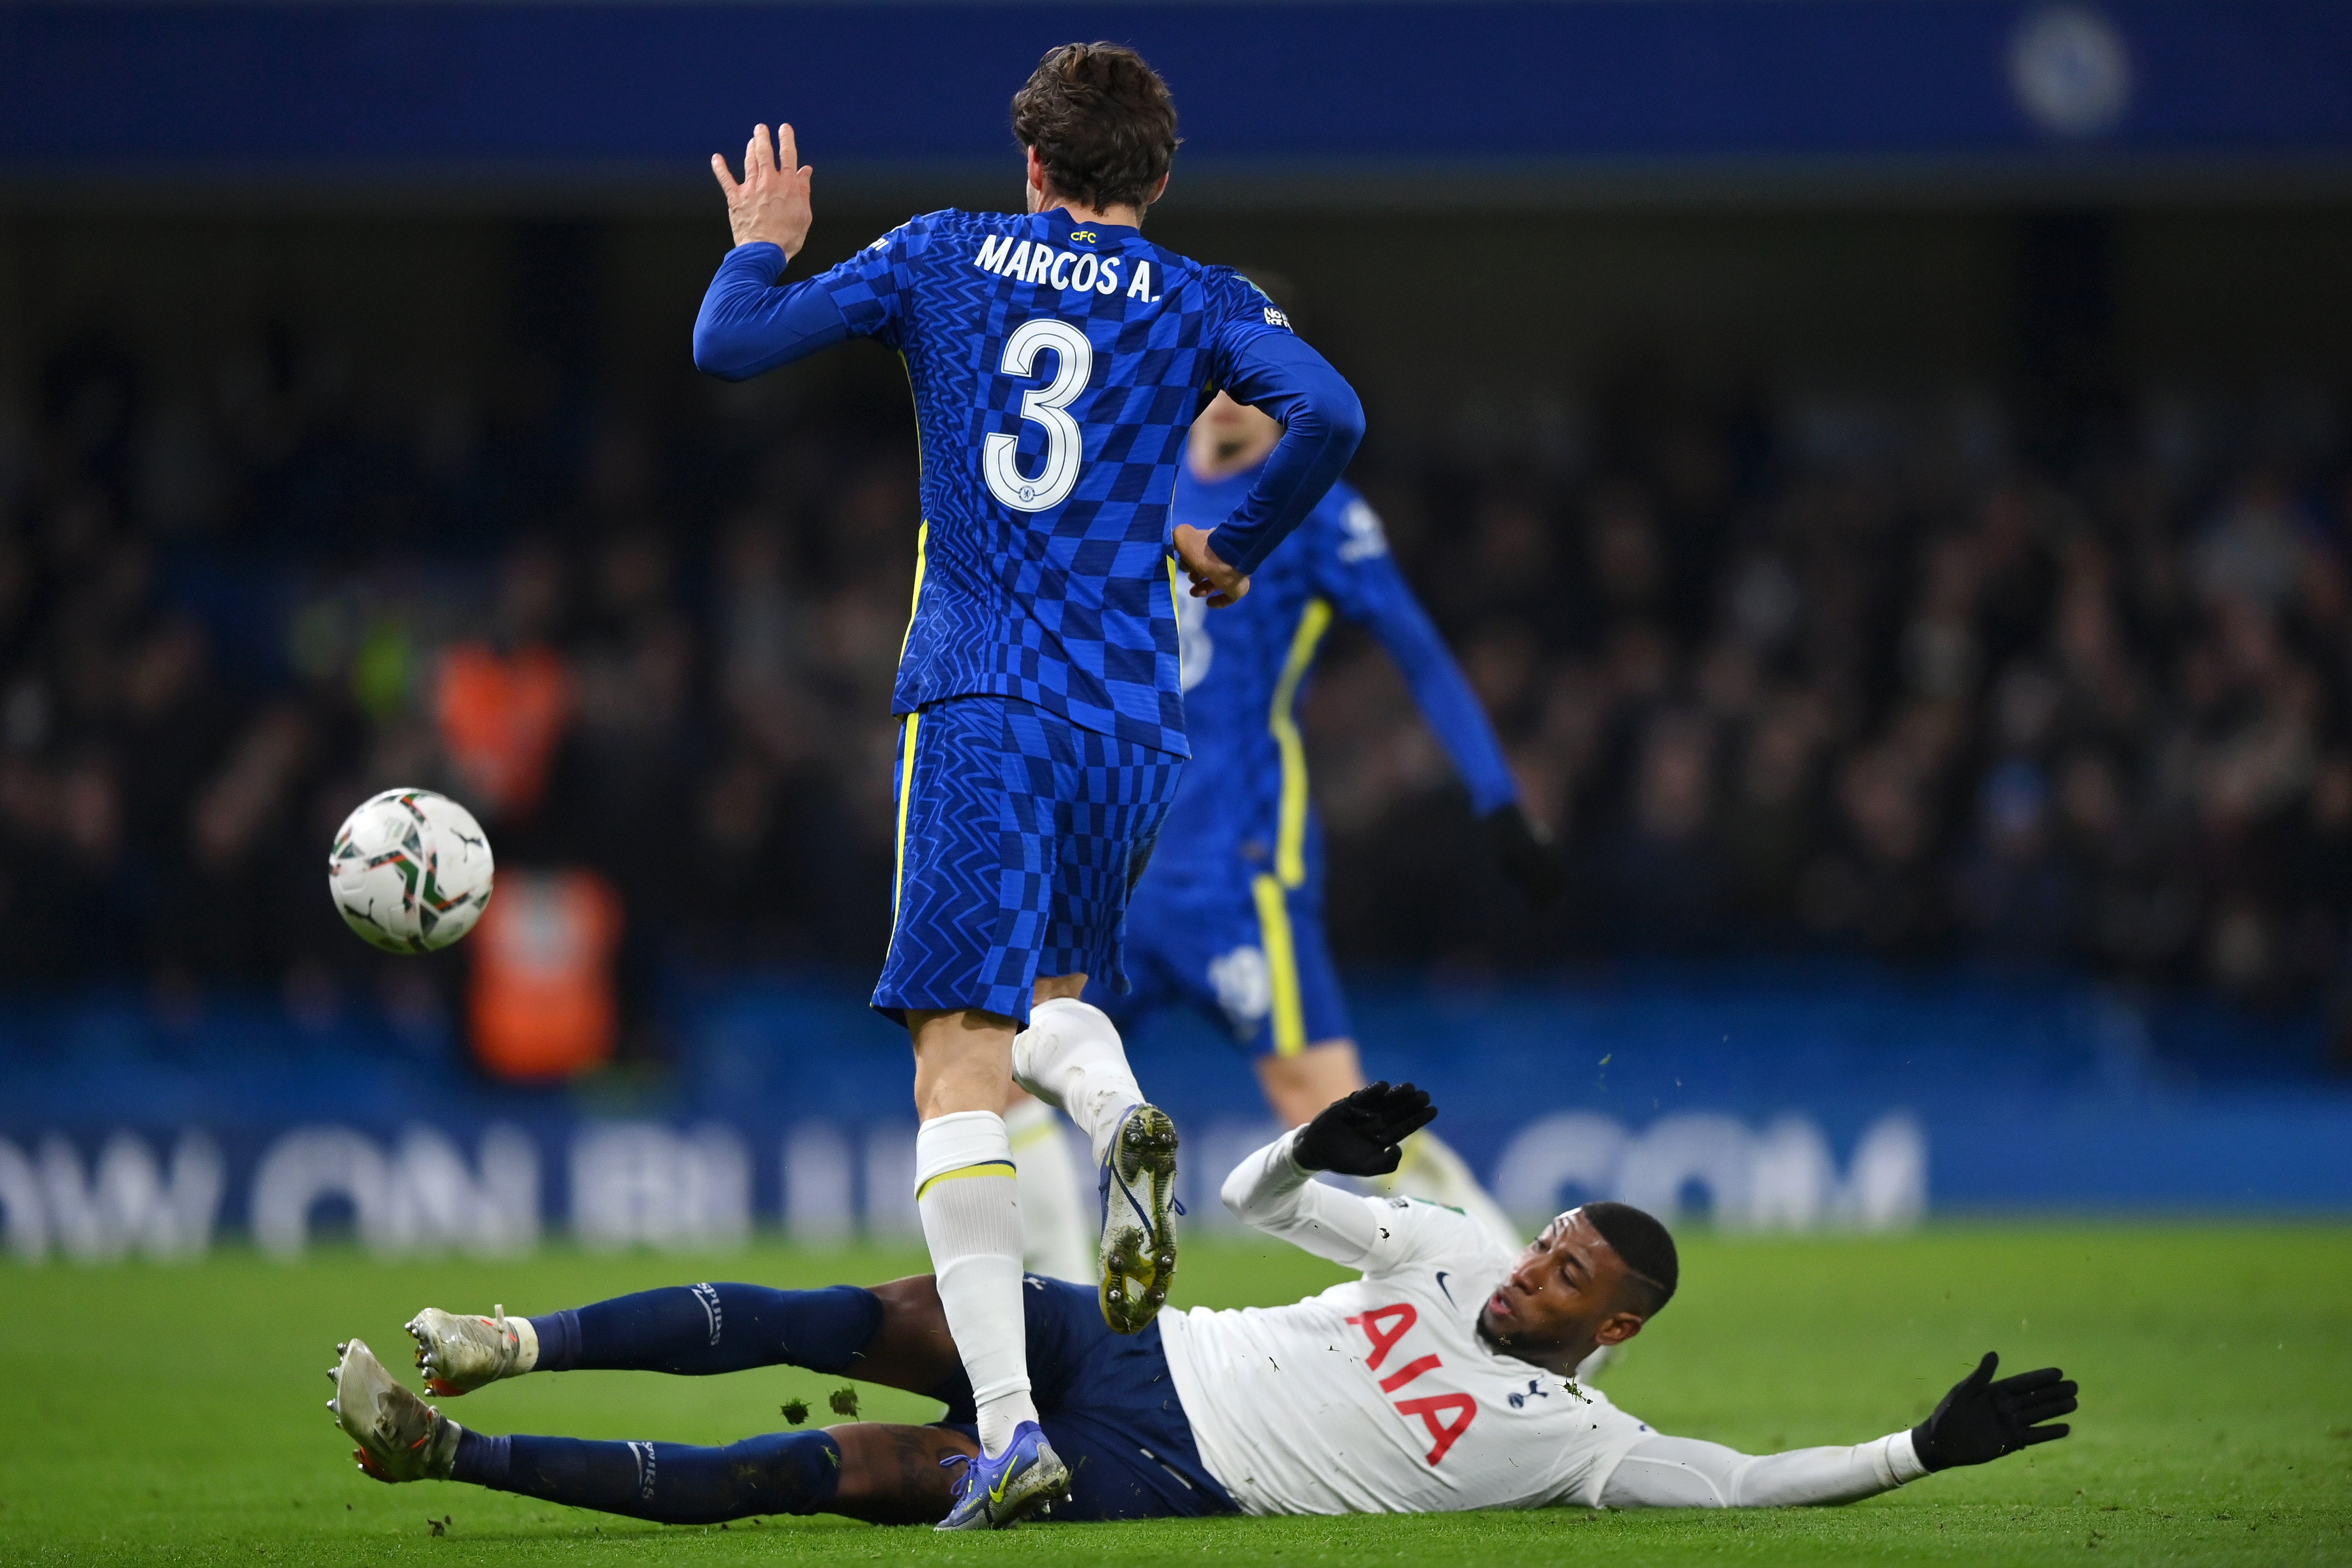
[696,207,1362,757]
[1148,460,1521,903]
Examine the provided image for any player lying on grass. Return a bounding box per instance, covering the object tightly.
[327,1085,2077,1527]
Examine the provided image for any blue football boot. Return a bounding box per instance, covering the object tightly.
[934,1420,1071,1530]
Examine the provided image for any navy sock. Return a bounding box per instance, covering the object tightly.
[528,1283,881,1377]
[451,1429,511,1487]
[455,1429,842,1524]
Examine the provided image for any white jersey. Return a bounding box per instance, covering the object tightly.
[1157,1148,1655,1514]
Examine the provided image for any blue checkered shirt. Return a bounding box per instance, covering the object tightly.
[798,206,1309,756]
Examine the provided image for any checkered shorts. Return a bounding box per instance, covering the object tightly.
[873,695,1184,1028]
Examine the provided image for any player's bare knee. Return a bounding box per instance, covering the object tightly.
[1032,972,1089,1004]
[848,1276,963,1393]
[909,1008,1018,1118]
[828,1423,974,1524]
[867,1273,947,1325]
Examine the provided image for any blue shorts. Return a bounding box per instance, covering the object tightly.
[1089,875,1353,1057]
[874,695,1184,1029]
[933,1277,1236,1522]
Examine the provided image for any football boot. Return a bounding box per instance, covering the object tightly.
[328,1338,459,1483]
[406,1304,528,1395]
[934,1421,1070,1530]
[1098,1103,1181,1334]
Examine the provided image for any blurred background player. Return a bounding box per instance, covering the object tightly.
[690,43,1363,1526]
[1010,283,1563,1275]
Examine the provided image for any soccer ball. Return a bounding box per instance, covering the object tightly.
[327,789,495,954]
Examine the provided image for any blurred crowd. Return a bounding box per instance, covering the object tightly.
[4,320,2351,1062]
[0,328,919,1061]
[1328,387,2352,1025]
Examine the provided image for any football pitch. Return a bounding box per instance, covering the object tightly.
[1,1225,2345,1565]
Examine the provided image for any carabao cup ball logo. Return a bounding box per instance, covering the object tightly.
[326,789,496,953]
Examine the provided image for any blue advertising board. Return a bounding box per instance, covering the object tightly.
[3,965,2347,1263]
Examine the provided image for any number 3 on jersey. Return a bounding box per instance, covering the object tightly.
[984,318,1092,513]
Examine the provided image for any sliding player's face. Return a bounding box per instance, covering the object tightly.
[1476,1208,1647,1366]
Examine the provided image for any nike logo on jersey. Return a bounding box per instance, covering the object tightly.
[1434,1271,1455,1305]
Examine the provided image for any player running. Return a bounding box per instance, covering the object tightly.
[689,43,1363,1527]
[1009,361,1566,1273]
[330,1085,2078,1526]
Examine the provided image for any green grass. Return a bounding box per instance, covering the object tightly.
[1,1226,2347,1565]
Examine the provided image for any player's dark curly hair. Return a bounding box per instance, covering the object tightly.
[1583,1201,1679,1316]
[1011,42,1180,216]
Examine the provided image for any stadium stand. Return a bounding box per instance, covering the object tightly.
[4,300,2352,1041]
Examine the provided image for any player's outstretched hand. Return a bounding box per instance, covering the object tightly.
[1484,804,1566,907]
[1173,524,1249,608]
[1909,1352,2078,1471]
[1293,1082,1438,1177]
[711,123,814,260]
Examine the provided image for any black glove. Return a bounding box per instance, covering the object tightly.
[1484,804,1566,908]
[1291,1082,1438,1177]
[1909,1352,2078,1471]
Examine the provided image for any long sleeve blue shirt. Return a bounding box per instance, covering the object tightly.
[691,215,1363,753]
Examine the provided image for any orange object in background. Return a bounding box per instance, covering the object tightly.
[436,643,573,820]
[468,868,622,1082]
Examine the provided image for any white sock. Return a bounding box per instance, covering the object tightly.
[1375,1130,1522,1252]
[914,1111,1038,1455]
[1006,1097,1095,1284]
[1011,999,1145,1168]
